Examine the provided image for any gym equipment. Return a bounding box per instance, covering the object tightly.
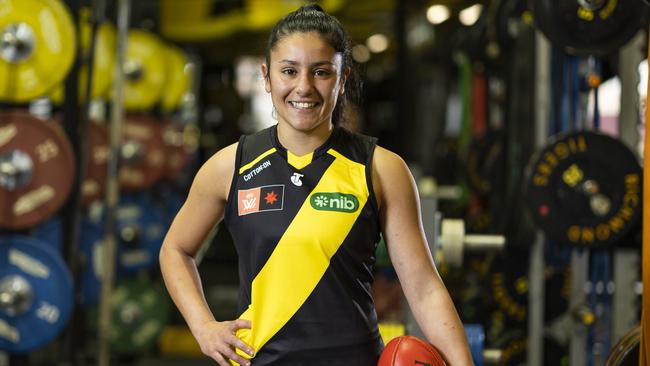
[121,30,166,111]
[532,0,648,56]
[161,121,191,180]
[160,45,191,112]
[605,326,639,366]
[465,324,486,366]
[0,236,73,353]
[81,122,108,206]
[466,132,505,197]
[93,277,170,354]
[119,115,166,191]
[525,131,642,247]
[0,110,75,229]
[436,218,505,267]
[79,193,167,283]
[79,218,101,308]
[79,9,116,100]
[116,193,167,273]
[49,11,116,104]
[377,335,447,366]
[31,216,63,253]
[0,0,76,102]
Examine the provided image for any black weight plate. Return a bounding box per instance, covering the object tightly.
[526,131,642,247]
[532,0,648,56]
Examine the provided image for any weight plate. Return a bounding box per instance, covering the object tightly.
[161,120,191,180]
[31,216,63,253]
[79,10,116,100]
[49,15,116,105]
[160,45,190,112]
[525,131,642,247]
[120,115,166,192]
[79,193,167,279]
[109,278,171,353]
[79,215,103,308]
[0,235,74,353]
[82,122,108,206]
[117,193,167,273]
[532,0,648,56]
[0,0,76,102]
[0,110,75,229]
[121,30,166,111]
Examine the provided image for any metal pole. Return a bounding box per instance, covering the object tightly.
[527,29,551,366]
[618,33,644,155]
[98,0,129,365]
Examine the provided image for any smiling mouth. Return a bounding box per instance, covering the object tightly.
[289,101,319,109]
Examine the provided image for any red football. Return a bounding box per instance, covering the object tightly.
[378,336,447,366]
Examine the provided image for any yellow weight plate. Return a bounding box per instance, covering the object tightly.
[49,12,116,105]
[123,30,166,111]
[79,9,116,100]
[160,44,190,112]
[0,0,76,102]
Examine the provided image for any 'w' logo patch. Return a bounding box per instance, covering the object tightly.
[238,185,284,216]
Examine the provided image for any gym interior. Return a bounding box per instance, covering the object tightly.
[0,0,647,365]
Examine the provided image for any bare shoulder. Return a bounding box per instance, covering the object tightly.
[193,142,238,200]
[372,145,414,208]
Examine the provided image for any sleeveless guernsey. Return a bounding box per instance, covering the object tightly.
[224,125,383,365]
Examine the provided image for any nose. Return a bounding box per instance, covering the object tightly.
[295,71,313,95]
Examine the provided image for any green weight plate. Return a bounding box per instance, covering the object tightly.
[109,278,170,353]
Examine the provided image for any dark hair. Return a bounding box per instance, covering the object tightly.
[265,4,360,126]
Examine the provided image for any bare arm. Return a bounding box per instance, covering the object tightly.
[159,143,253,366]
[373,146,473,365]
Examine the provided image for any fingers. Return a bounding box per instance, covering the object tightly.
[227,319,255,356]
[231,318,252,330]
[227,332,255,357]
[211,352,231,366]
[219,345,251,366]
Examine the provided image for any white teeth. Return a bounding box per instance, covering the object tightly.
[291,102,317,109]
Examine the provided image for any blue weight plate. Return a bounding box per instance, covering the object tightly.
[31,216,63,253]
[0,236,74,353]
[465,324,485,366]
[117,193,167,273]
[79,217,104,308]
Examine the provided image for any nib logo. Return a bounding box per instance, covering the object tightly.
[310,192,359,213]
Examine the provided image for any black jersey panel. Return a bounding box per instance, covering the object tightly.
[225,125,382,363]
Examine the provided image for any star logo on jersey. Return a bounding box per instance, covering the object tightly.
[238,185,284,216]
[290,172,304,186]
[265,190,278,205]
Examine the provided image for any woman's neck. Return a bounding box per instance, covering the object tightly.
[276,122,333,156]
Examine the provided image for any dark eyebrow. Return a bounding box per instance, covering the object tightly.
[276,60,336,67]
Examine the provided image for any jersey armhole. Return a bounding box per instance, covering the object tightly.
[224,135,246,224]
[365,138,379,215]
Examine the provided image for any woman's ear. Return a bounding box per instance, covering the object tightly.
[340,66,351,95]
[261,63,271,93]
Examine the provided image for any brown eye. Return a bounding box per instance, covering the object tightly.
[314,69,331,77]
[281,68,297,76]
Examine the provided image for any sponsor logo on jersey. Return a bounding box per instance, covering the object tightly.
[243,160,271,182]
[238,184,284,216]
[290,172,304,186]
[310,192,359,213]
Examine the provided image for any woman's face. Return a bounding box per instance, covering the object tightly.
[263,31,347,134]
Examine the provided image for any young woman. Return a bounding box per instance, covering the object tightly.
[159,5,473,366]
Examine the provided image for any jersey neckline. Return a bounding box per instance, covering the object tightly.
[270,124,340,164]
